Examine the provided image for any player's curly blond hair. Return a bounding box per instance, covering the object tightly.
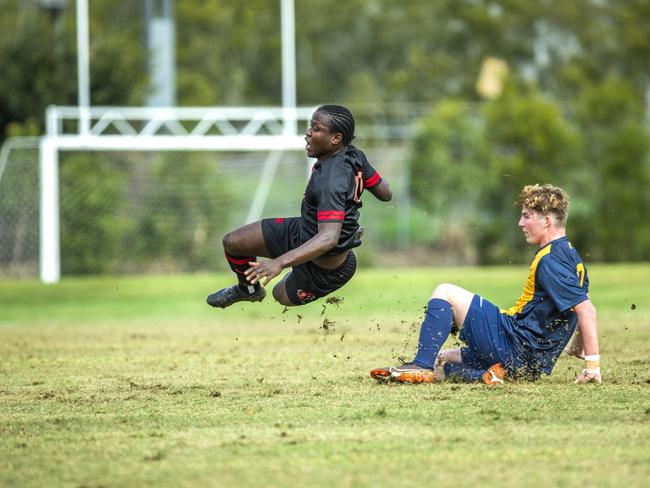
[516,184,569,227]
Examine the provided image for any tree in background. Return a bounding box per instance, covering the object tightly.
[0,0,147,141]
[576,75,650,261]
[478,81,584,263]
[2,0,648,137]
[124,154,234,273]
[2,0,650,272]
[176,0,281,105]
[59,154,129,274]
[408,82,586,264]
[408,100,487,263]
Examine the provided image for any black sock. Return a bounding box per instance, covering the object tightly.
[224,252,260,293]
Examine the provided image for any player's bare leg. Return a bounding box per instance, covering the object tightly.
[387,286,473,383]
[207,221,270,308]
[430,283,475,328]
[272,274,295,307]
[371,287,474,384]
[222,221,271,257]
[437,347,462,365]
[426,347,462,381]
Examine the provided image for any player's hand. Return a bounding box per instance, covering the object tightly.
[574,368,602,384]
[244,260,282,286]
[575,354,601,384]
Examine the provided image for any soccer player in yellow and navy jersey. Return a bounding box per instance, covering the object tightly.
[371,184,601,385]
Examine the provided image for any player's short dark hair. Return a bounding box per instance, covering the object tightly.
[516,184,570,226]
[316,105,355,145]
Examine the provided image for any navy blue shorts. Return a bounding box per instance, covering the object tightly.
[261,217,357,305]
[443,295,527,381]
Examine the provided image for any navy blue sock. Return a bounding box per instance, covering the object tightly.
[413,298,454,368]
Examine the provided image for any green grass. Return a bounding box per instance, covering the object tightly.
[1,265,649,487]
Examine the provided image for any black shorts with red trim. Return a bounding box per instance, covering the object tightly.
[261,217,358,305]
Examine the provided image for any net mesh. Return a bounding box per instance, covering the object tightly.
[0,145,40,277]
[0,143,408,279]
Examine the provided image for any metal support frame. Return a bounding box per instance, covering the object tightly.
[39,137,60,284]
[33,0,304,283]
[76,0,90,135]
[38,105,313,284]
[281,0,297,136]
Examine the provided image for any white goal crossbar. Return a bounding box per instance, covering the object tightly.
[39,105,315,283]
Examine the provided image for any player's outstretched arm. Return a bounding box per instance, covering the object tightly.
[564,328,585,359]
[245,222,342,286]
[368,180,392,202]
[573,299,602,384]
[361,157,391,202]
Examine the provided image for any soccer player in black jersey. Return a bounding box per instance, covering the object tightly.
[207,105,392,308]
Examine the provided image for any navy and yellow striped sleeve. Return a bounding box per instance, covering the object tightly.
[536,256,589,312]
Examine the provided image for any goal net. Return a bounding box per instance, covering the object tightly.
[0,143,407,279]
[0,142,40,277]
[1,148,313,277]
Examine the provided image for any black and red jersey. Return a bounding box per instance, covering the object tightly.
[299,145,383,256]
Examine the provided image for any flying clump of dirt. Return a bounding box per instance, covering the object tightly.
[321,296,344,316]
[326,296,344,307]
[321,318,336,333]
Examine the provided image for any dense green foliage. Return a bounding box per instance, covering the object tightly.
[0,1,146,137]
[1,1,649,272]
[1,266,649,486]
[408,79,650,264]
[57,152,236,274]
[2,0,649,143]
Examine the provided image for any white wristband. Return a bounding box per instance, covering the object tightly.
[584,354,600,361]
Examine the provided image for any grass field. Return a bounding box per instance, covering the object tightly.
[1,264,649,487]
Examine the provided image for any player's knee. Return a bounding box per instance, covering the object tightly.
[222,231,239,254]
[430,283,453,300]
[272,284,294,307]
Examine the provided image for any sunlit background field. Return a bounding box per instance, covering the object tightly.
[1,265,648,487]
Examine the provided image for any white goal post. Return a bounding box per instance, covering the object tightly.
[39,104,315,284]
